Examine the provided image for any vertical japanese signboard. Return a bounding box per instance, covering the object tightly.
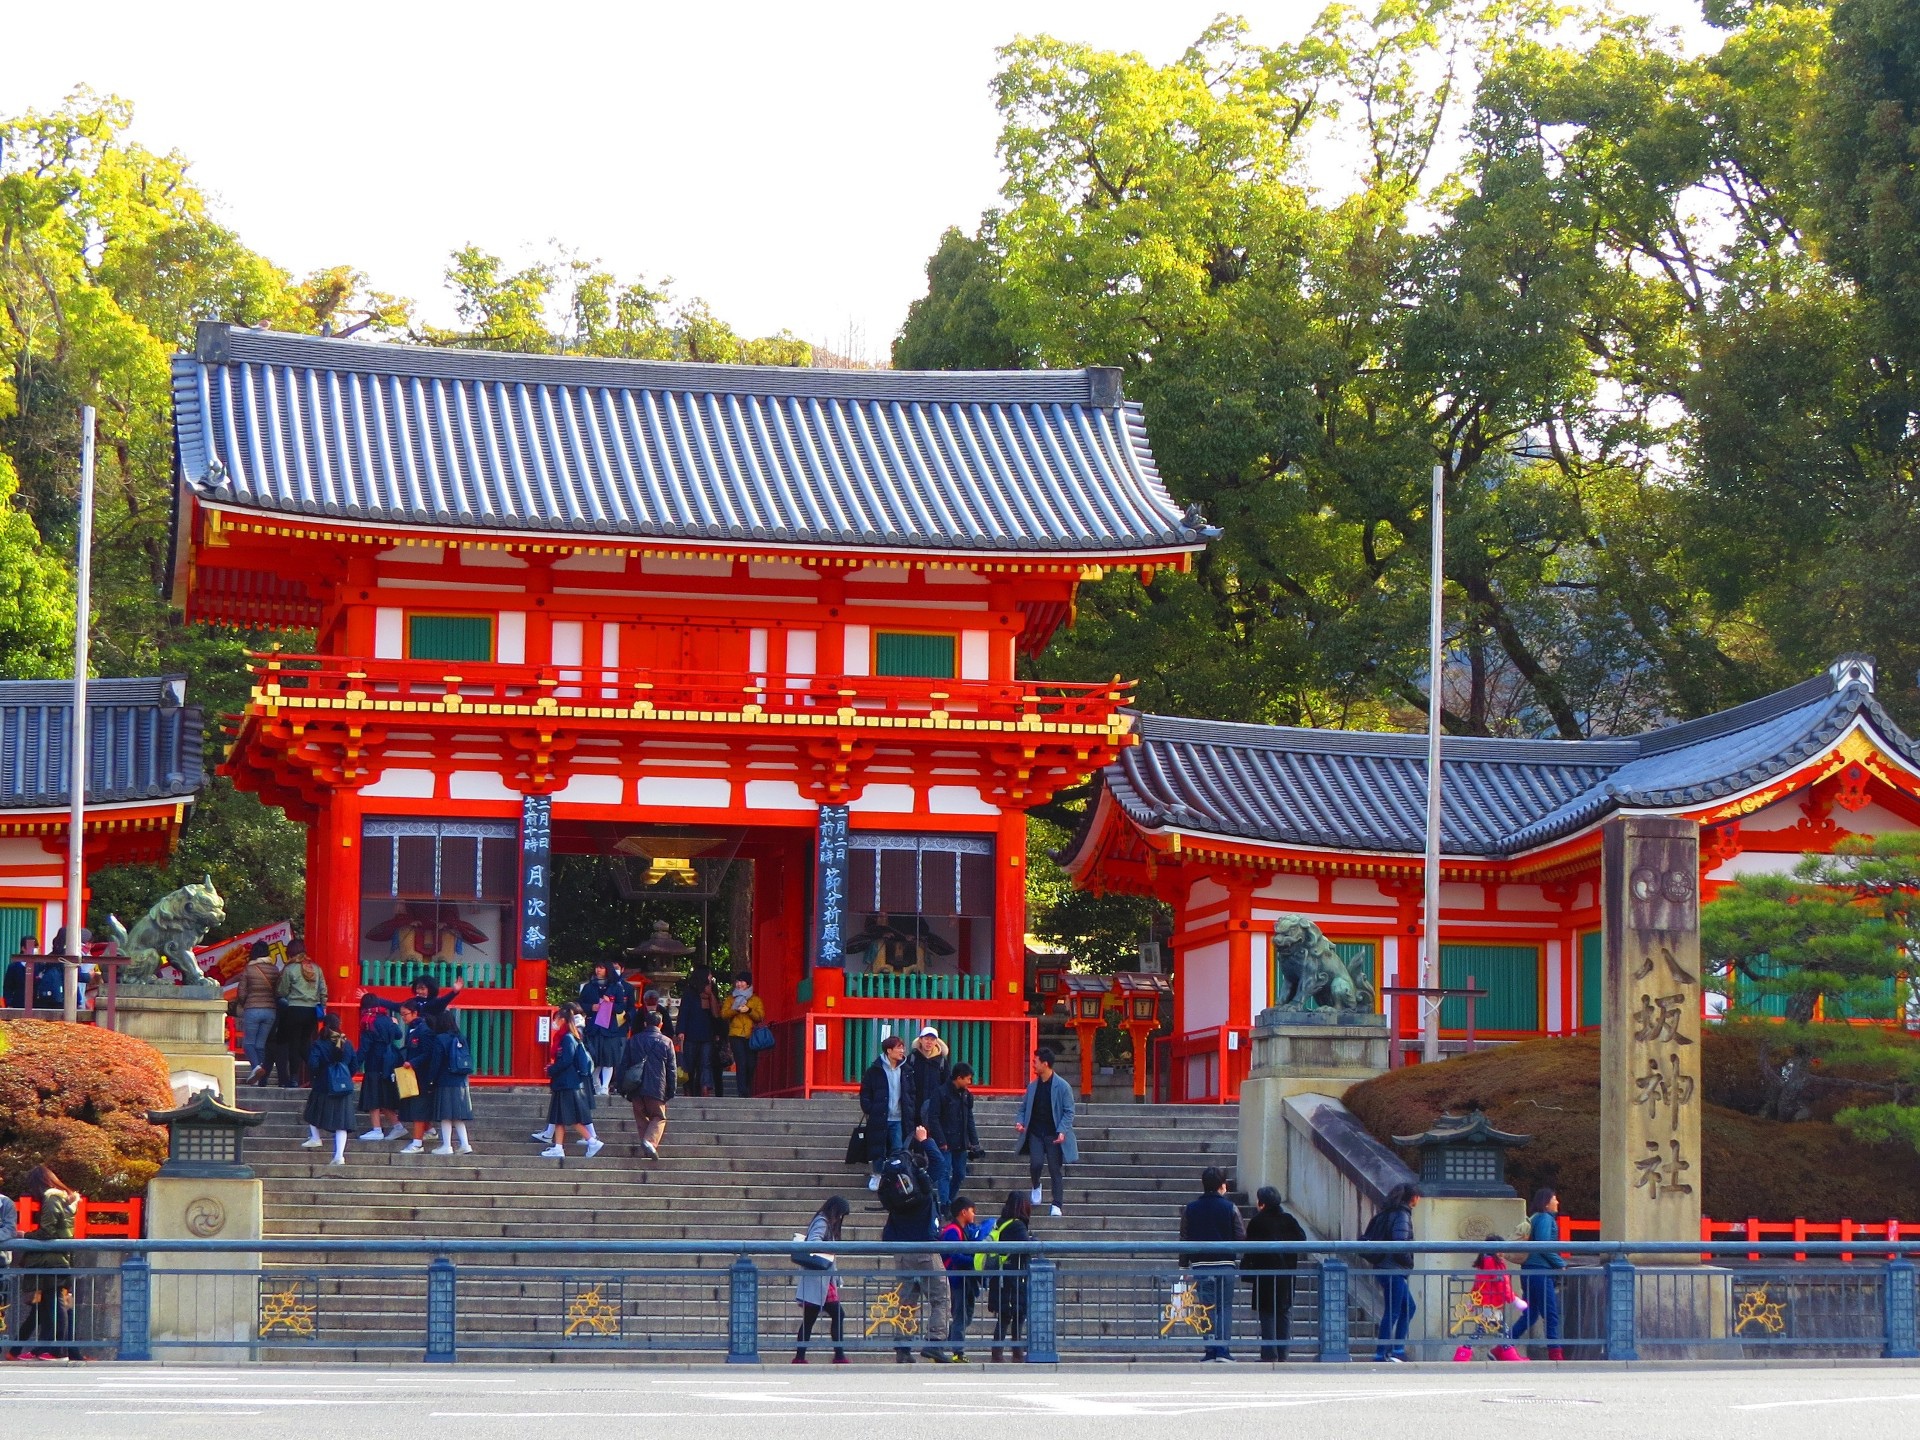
[814,803,849,970]
[1599,815,1702,1247]
[520,794,552,962]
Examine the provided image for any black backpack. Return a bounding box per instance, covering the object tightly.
[876,1149,926,1215]
[446,1033,473,1077]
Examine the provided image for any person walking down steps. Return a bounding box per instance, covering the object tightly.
[533,1004,604,1158]
[427,1010,476,1156]
[302,1013,358,1166]
[618,1009,676,1160]
[1014,1047,1077,1216]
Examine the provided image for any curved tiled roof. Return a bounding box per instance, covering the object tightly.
[0,676,204,810]
[172,324,1211,556]
[1086,658,1915,860]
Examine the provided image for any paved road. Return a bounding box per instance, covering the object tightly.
[4,1365,1920,1439]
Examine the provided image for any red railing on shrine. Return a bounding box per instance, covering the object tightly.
[1559,1214,1913,1261]
[756,1009,1038,1099]
[14,1195,143,1239]
[247,654,1132,730]
[1152,1025,1251,1104]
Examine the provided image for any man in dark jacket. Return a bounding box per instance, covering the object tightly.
[1243,1186,1306,1360]
[1180,1167,1246,1362]
[925,1063,981,1216]
[860,1035,910,1190]
[676,965,721,1096]
[902,1029,952,1215]
[618,1010,676,1160]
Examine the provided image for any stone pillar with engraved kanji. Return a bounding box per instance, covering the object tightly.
[1599,815,1704,1248]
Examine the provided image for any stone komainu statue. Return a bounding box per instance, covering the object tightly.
[1271,913,1374,1012]
[105,876,227,984]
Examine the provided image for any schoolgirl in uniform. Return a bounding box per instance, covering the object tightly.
[302,1013,359,1166]
[532,1003,603,1159]
[356,995,406,1141]
[427,1009,476,1155]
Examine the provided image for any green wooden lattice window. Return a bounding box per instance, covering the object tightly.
[408,614,493,662]
[1440,943,1540,1031]
[1580,930,1602,1029]
[874,632,956,679]
[1333,940,1379,1010]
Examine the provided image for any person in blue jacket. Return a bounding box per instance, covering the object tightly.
[356,996,406,1142]
[397,1000,439,1153]
[534,1003,603,1160]
[302,1013,359,1167]
[426,1010,476,1156]
[1510,1186,1566,1360]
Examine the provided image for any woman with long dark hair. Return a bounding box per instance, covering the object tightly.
[792,1196,851,1364]
[988,1190,1032,1362]
[302,1012,359,1166]
[1243,1186,1306,1361]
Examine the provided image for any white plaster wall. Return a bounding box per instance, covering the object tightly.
[1250,931,1270,1015]
[636,776,732,807]
[449,771,520,801]
[1331,878,1384,906]
[496,611,526,664]
[960,631,990,679]
[928,785,996,815]
[1182,939,1230,1031]
[374,608,404,659]
[1496,883,1561,912]
[1545,938,1564,1031]
[554,773,622,804]
[843,625,870,675]
[1256,873,1318,903]
[745,780,813,810]
[363,768,435,798]
[849,784,914,813]
[1188,876,1230,912]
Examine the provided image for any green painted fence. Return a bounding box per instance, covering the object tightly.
[843,972,993,1002]
[0,905,39,960]
[1440,943,1540,1031]
[841,1017,994,1087]
[361,958,515,990]
[1730,952,1903,1020]
[459,1007,516,1078]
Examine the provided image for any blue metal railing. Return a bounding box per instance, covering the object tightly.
[5,1238,1915,1364]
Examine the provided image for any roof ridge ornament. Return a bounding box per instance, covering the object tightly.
[1830,654,1875,694]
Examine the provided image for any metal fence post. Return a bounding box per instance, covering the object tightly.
[1024,1255,1059,1363]
[425,1256,457,1363]
[116,1252,151,1362]
[728,1257,760,1363]
[1317,1257,1350,1362]
[1885,1257,1918,1359]
[1604,1256,1638,1361]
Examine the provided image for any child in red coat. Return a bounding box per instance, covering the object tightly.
[1454,1239,1529,1362]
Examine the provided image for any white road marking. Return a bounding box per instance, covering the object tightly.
[1734,1394,1920,1411]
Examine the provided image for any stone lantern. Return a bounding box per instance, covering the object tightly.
[625,918,694,1023]
[146,1090,266,1180]
[1391,1108,1531,1198]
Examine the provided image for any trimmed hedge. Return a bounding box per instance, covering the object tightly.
[0,1019,172,1200]
[1343,1031,1920,1222]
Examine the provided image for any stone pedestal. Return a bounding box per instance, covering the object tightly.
[110,982,237,1105]
[146,1173,263,1362]
[1237,1012,1390,1197]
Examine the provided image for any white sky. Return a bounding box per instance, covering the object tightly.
[3,0,1714,363]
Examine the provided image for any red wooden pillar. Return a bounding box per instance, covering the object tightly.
[1224,874,1257,1031]
[320,791,363,1000]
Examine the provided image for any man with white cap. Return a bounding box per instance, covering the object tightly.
[904,1025,953,1216]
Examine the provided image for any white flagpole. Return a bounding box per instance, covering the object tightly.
[1421,461,1444,1064]
[63,406,95,1023]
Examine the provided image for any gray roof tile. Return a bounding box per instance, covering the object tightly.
[172,324,1210,555]
[1091,659,1908,859]
[0,676,204,810]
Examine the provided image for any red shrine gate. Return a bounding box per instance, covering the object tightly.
[172,324,1210,1087]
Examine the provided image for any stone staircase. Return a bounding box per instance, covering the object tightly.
[232,1085,1337,1361]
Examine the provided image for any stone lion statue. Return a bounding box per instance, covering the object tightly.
[1272,913,1374,1012]
[105,876,226,985]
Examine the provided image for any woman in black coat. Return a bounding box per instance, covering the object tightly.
[577,959,634,1097]
[988,1191,1032,1362]
[1242,1186,1307,1361]
[302,1014,359,1167]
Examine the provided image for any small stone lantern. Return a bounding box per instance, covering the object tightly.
[146,1091,266,1180]
[1391,1108,1531,1197]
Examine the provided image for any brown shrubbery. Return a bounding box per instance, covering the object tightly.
[1343,1032,1920,1222]
[0,1020,172,1199]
